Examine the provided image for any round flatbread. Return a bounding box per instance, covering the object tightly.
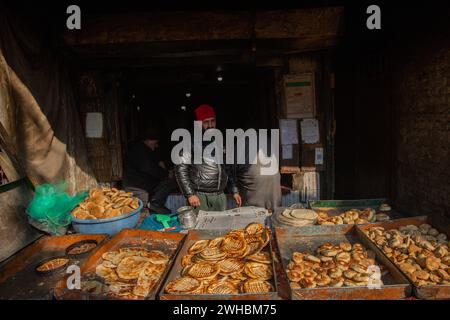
[141,250,169,265]
[242,279,273,294]
[221,232,247,256]
[165,276,202,294]
[244,262,273,280]
[95,264,119,283]
[247,251,271,264]
[206,281,238,294]
[208,237,224,249]
[217,258,245,275]
[188,240,210,254]
[245,223,265,236]
[281,209,292,218]
[140,261,166,278]
[181,254,194,268]
[199,247,227,261]
[276,213,315,227]
[102,251,127,265]
[188,262,220,280]
[289,209,318,221]
[116,256,150,280]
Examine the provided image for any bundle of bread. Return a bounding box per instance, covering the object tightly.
[165,222,274,295]
[72,188,140,220]
[286,241,388,289]
[275,208,318,227]
[81,246,170,299]
[317,208,390,225]
[364,224,450,286]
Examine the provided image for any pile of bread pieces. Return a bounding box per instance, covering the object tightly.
[165,222,274,295]
[365,224,450,286]
[72,188,140,220]
[80,246,170,299]
[317,208,390,225]
[287,242,388,289]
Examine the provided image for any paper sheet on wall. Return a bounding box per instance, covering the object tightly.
[279,119,298,145]
[300,118,320,144]
[195,206,270,230]
[282,145,293,160]
[284,74,315,119]
[85,112,103,138]
[315,147,324,165]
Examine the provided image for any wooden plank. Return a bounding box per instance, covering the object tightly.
[64,11,253,45]
[63,8,344,45]
[255,7,344,39]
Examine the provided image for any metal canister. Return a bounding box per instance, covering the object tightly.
[177,206,197,229]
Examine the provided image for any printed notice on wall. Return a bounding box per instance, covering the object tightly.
[282,144,293,159]
[85,112,103,138]
[284,73,316,119]
[279,119,299,145]
[300,118,320,144]
[315,147,324,165]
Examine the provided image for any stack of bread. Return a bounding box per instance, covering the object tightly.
[317,208,390,226]
[286,242,388,289]
[165,222,274,295]
[81,246,170,299]
[364,224,450,286]
[275,208,318,227]
[72,188,140,220]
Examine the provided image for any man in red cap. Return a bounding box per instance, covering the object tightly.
[194,104,217,131]
[175,104,241,211]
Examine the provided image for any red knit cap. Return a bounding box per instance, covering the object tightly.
[194,104,216,121]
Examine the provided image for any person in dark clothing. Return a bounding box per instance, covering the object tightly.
[232,129,281,210]
[123,131,176,214]
[174,104,241,211]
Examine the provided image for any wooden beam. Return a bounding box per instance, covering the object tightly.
[255,8,344,39]
[64,8,344,45]
[64,11,253,45]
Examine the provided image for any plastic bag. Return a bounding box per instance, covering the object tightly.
[27,182,88,235]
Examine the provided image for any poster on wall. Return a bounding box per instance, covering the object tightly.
[279,119,299,145]
[284,73,316,119]
[300,118,320,144]
[85,112,103,138]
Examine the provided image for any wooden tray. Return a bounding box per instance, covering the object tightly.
[274,225,412,300]
[159,229,281,300]
[0,233,108,299]
[53,229,186,300]
[357,216,450,300]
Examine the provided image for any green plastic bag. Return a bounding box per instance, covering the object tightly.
[27,182,88,235]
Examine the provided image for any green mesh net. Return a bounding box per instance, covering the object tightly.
[27,182,88,235]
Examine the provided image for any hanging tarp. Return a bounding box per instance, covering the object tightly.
[0,12,97,194]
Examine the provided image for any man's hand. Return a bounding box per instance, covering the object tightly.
[233,193,242,207]
[188,195,201,207]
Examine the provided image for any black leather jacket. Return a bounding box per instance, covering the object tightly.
[174,140,238,197]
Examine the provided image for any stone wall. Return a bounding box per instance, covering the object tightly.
[393,30,450,220]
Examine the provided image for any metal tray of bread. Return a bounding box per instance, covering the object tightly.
[357,216,450,300]
[53,229,185,300]
[0,233,108,299]
[274,225,412,299]
[159,225,280,300]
